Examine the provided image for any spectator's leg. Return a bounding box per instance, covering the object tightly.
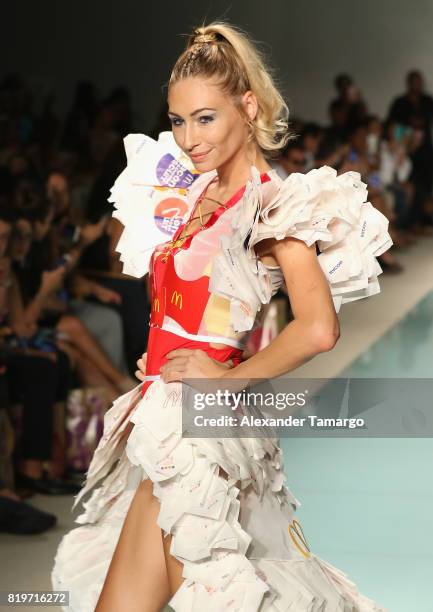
[56,315,130,387]
[57,344,119,403]
[69,299,128,373]
[7,354,58,479]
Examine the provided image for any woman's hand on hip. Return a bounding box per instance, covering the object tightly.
[160,348,234,383]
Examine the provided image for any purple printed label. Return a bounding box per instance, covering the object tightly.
[156,154,195,189]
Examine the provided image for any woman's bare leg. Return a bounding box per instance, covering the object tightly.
[95,460,238,609]
[75,352,119,402]
[56,342,78,370]
[162,535,185,595]
[95,478,172,612]
[57,341,119,402]
[57,315,128,386]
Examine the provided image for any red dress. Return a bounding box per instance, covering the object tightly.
[142,173,271,397]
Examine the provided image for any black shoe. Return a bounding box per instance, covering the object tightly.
[16,473,81,496]
[0,496,57,534]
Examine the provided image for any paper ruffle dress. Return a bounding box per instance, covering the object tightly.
[51,132,391,611]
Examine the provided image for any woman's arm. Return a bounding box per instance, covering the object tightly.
[7,272,37,337]
[21,267,66,326]
[71,273,122,304]
[223,237,340,380]
[70,273,96,299]
[66,217,109,272]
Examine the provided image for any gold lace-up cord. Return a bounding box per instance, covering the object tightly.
[161,194,227,259]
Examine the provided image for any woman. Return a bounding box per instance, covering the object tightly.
[52,23,391,611]
[10,205,134,402]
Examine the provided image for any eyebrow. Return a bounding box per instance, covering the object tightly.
[168,107,217,118]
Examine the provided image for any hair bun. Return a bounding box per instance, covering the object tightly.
[192,31,218,45]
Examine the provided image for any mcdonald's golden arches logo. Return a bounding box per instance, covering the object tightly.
[171,290,183,309]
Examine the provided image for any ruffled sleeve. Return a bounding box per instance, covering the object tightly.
[208,165,393,333]
[108,131,200,277]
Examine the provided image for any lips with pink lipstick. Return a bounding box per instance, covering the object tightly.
[190,149,212,162]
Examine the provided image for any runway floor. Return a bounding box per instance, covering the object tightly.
[1,236,432,612]
[283,289,433,612]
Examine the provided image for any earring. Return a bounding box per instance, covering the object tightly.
[246,118,255,142]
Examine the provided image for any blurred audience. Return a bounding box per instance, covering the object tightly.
[0,74,145,521]
[388,70,433,229]
[0,68,432,532]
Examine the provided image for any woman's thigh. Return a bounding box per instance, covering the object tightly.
[69,299,127,371]
[95,478,172,612]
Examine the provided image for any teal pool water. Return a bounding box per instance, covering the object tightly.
[281,291,433,611]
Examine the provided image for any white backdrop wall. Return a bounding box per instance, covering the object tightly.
[2,0,433,130]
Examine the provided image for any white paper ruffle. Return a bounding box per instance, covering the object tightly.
[106,130,392,334]
[209,165,393,332]
[52,380,387,611]
[108,131,199,277]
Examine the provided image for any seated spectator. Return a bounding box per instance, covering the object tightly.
[9,185,136,402]
[271,140,306,179]
[364,116,418,246]
[32,185,128,374]
[379,118,417,241]
[79,141,150,376]
[0,202,78,495]
[300,123,323,171]
[316,100,350,169]
[342,120,404,273]
[387,70,433,198]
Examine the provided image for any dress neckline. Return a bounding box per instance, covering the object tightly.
[169,170,272,254]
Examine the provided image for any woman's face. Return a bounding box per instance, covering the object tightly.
[167,76,253,172]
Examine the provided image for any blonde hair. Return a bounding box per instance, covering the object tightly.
[169,22,292,155]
